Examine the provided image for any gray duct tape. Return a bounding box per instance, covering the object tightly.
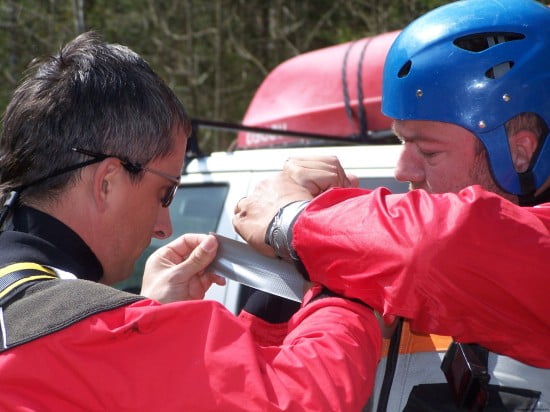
[206,234,312,302]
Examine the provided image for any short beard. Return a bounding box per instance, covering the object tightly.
[470,150,517,204]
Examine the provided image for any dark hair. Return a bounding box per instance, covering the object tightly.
[0,31,189,204]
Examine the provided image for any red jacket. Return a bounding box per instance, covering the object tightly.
[293,185,550,367]
[0,287,381,411]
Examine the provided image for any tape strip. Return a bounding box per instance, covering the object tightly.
[207,234,312,302]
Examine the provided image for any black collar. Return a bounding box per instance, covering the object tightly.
[0,206,103,282]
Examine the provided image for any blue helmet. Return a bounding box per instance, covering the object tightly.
[382,0,550,196]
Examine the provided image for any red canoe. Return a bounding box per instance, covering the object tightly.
[236,30,400,149]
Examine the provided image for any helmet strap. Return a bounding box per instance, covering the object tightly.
[534,185,550,206]
[518,171,537,206]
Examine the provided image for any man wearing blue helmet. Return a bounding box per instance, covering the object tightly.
[234,0,550,410]
[383,0,550,203]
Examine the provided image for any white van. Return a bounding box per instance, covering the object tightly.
[116,29,408,314]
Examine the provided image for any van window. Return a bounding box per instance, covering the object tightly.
[115,183,229,293]
[170,184,229,235]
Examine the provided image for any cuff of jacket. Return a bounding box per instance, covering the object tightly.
[265,200,310,277]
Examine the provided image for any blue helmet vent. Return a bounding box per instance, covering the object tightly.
[453,32,525,53]
[486,61,514,80]
[398,60,412,78]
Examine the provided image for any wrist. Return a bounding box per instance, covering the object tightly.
[264,200,309,262]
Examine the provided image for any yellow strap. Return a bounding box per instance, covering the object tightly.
[0,262,55,278]
[0,262,57,300]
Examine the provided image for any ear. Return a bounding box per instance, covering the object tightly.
[90,158,125,213]
[509,129,538,173]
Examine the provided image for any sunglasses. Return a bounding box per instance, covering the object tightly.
[72,147,180,207]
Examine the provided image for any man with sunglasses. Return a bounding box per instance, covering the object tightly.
[0,31,383,410]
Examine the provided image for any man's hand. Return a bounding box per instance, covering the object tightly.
[233,171,312,256]
[140,233,226,303]
[233,156,357,256]
[283,156,358,195]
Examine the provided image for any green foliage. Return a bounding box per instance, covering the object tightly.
[0,0,457,152]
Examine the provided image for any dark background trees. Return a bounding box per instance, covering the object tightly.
[0,0,452,152]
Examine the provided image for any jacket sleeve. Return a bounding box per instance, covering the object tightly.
[0,291,381,411]
[292,185,550,367]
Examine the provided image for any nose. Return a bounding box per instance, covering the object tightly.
[394,144,425,184]
[153,206,173,239]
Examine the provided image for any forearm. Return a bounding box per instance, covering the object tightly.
[292,186,550,366]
